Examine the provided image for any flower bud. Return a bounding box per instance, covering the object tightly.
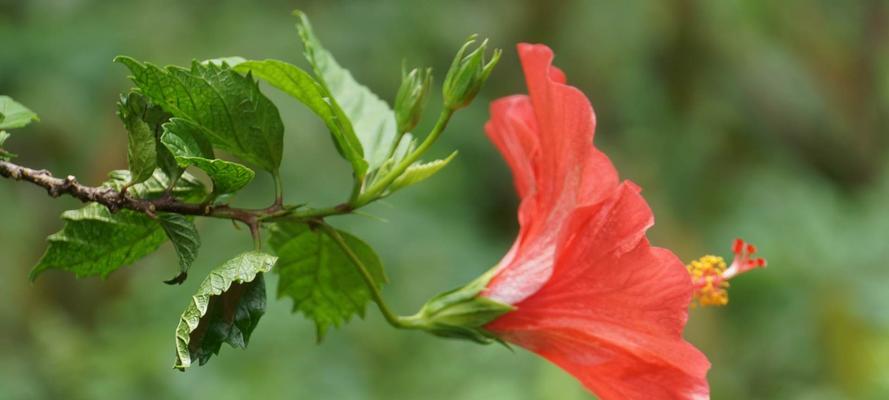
[442,35,501,110]
[394,66,432,134]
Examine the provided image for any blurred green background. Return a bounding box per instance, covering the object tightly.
[2,0,888,399]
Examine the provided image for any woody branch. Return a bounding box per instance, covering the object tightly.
[0,158,269,225]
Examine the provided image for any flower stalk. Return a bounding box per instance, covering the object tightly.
[318,222,412,329]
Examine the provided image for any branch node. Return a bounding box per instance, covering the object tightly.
[118,186,129,200]
[145,203,158,219]
[63,175,77,188]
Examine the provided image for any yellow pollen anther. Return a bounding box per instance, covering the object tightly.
[687,255,729,307]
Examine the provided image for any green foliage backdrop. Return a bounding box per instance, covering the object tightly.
[1,0,887,399]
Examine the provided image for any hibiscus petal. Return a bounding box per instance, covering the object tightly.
[487,183,710,399]
[484,44,619,304]
[492,324,709,400]
[517,43,617,211]
[537,183,694,337]
[485,95,539,199]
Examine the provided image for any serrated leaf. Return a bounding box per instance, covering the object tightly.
[202,56,246,67]
[106,169,207,202]
[30,172,207,281]
[30,204,166,280]
[174,251,276,370]
[158,213,200,275]
[234,59,365,176]
[117,93,159,184]
[390,151,458,193]
[268,222,386,340]
[295,11,399,173]
[0,95,38,130]
[115,57,284,173]
[117,92,181,182]
[161,118,255,196]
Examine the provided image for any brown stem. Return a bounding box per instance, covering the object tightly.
[0,159,274,225]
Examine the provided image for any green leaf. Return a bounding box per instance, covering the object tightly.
[202,56,246,68]
[0,131,13,161]
[0,96,35,160]
[0,95,38,130]
[161,118,255,196]
[233,59,366,176]
[268,222,386,340]
[106,169,207,202]
[390,151,458,193]
[174,251,276,370]
[115,57,284,173]
[30,172,207,281]
[30,204,166,280]
[117,93,159,184]
[158,213,200,276]
[116,92,181,182]
[295,11,399,173]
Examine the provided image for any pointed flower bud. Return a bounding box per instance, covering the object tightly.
[395,66,432,134]
[442,35,501,110]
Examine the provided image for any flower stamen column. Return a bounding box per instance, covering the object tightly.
[687,238,767,307]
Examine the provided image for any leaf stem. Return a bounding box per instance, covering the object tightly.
[352,108,454,208]
[249,222,262,251]
[348,175,363,204]
[272,172,284,206]
[318,222,412,329]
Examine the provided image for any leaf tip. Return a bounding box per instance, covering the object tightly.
[164,272,189,285]
[113,55,138,66]
[27,267,43,283]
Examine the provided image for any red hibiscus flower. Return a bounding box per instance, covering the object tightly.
[479,43,711,399]
[407,43,766,399]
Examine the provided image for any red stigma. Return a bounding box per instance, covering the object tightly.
[733,238,744,254]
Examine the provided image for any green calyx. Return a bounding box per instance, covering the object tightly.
[400,268,514,345]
